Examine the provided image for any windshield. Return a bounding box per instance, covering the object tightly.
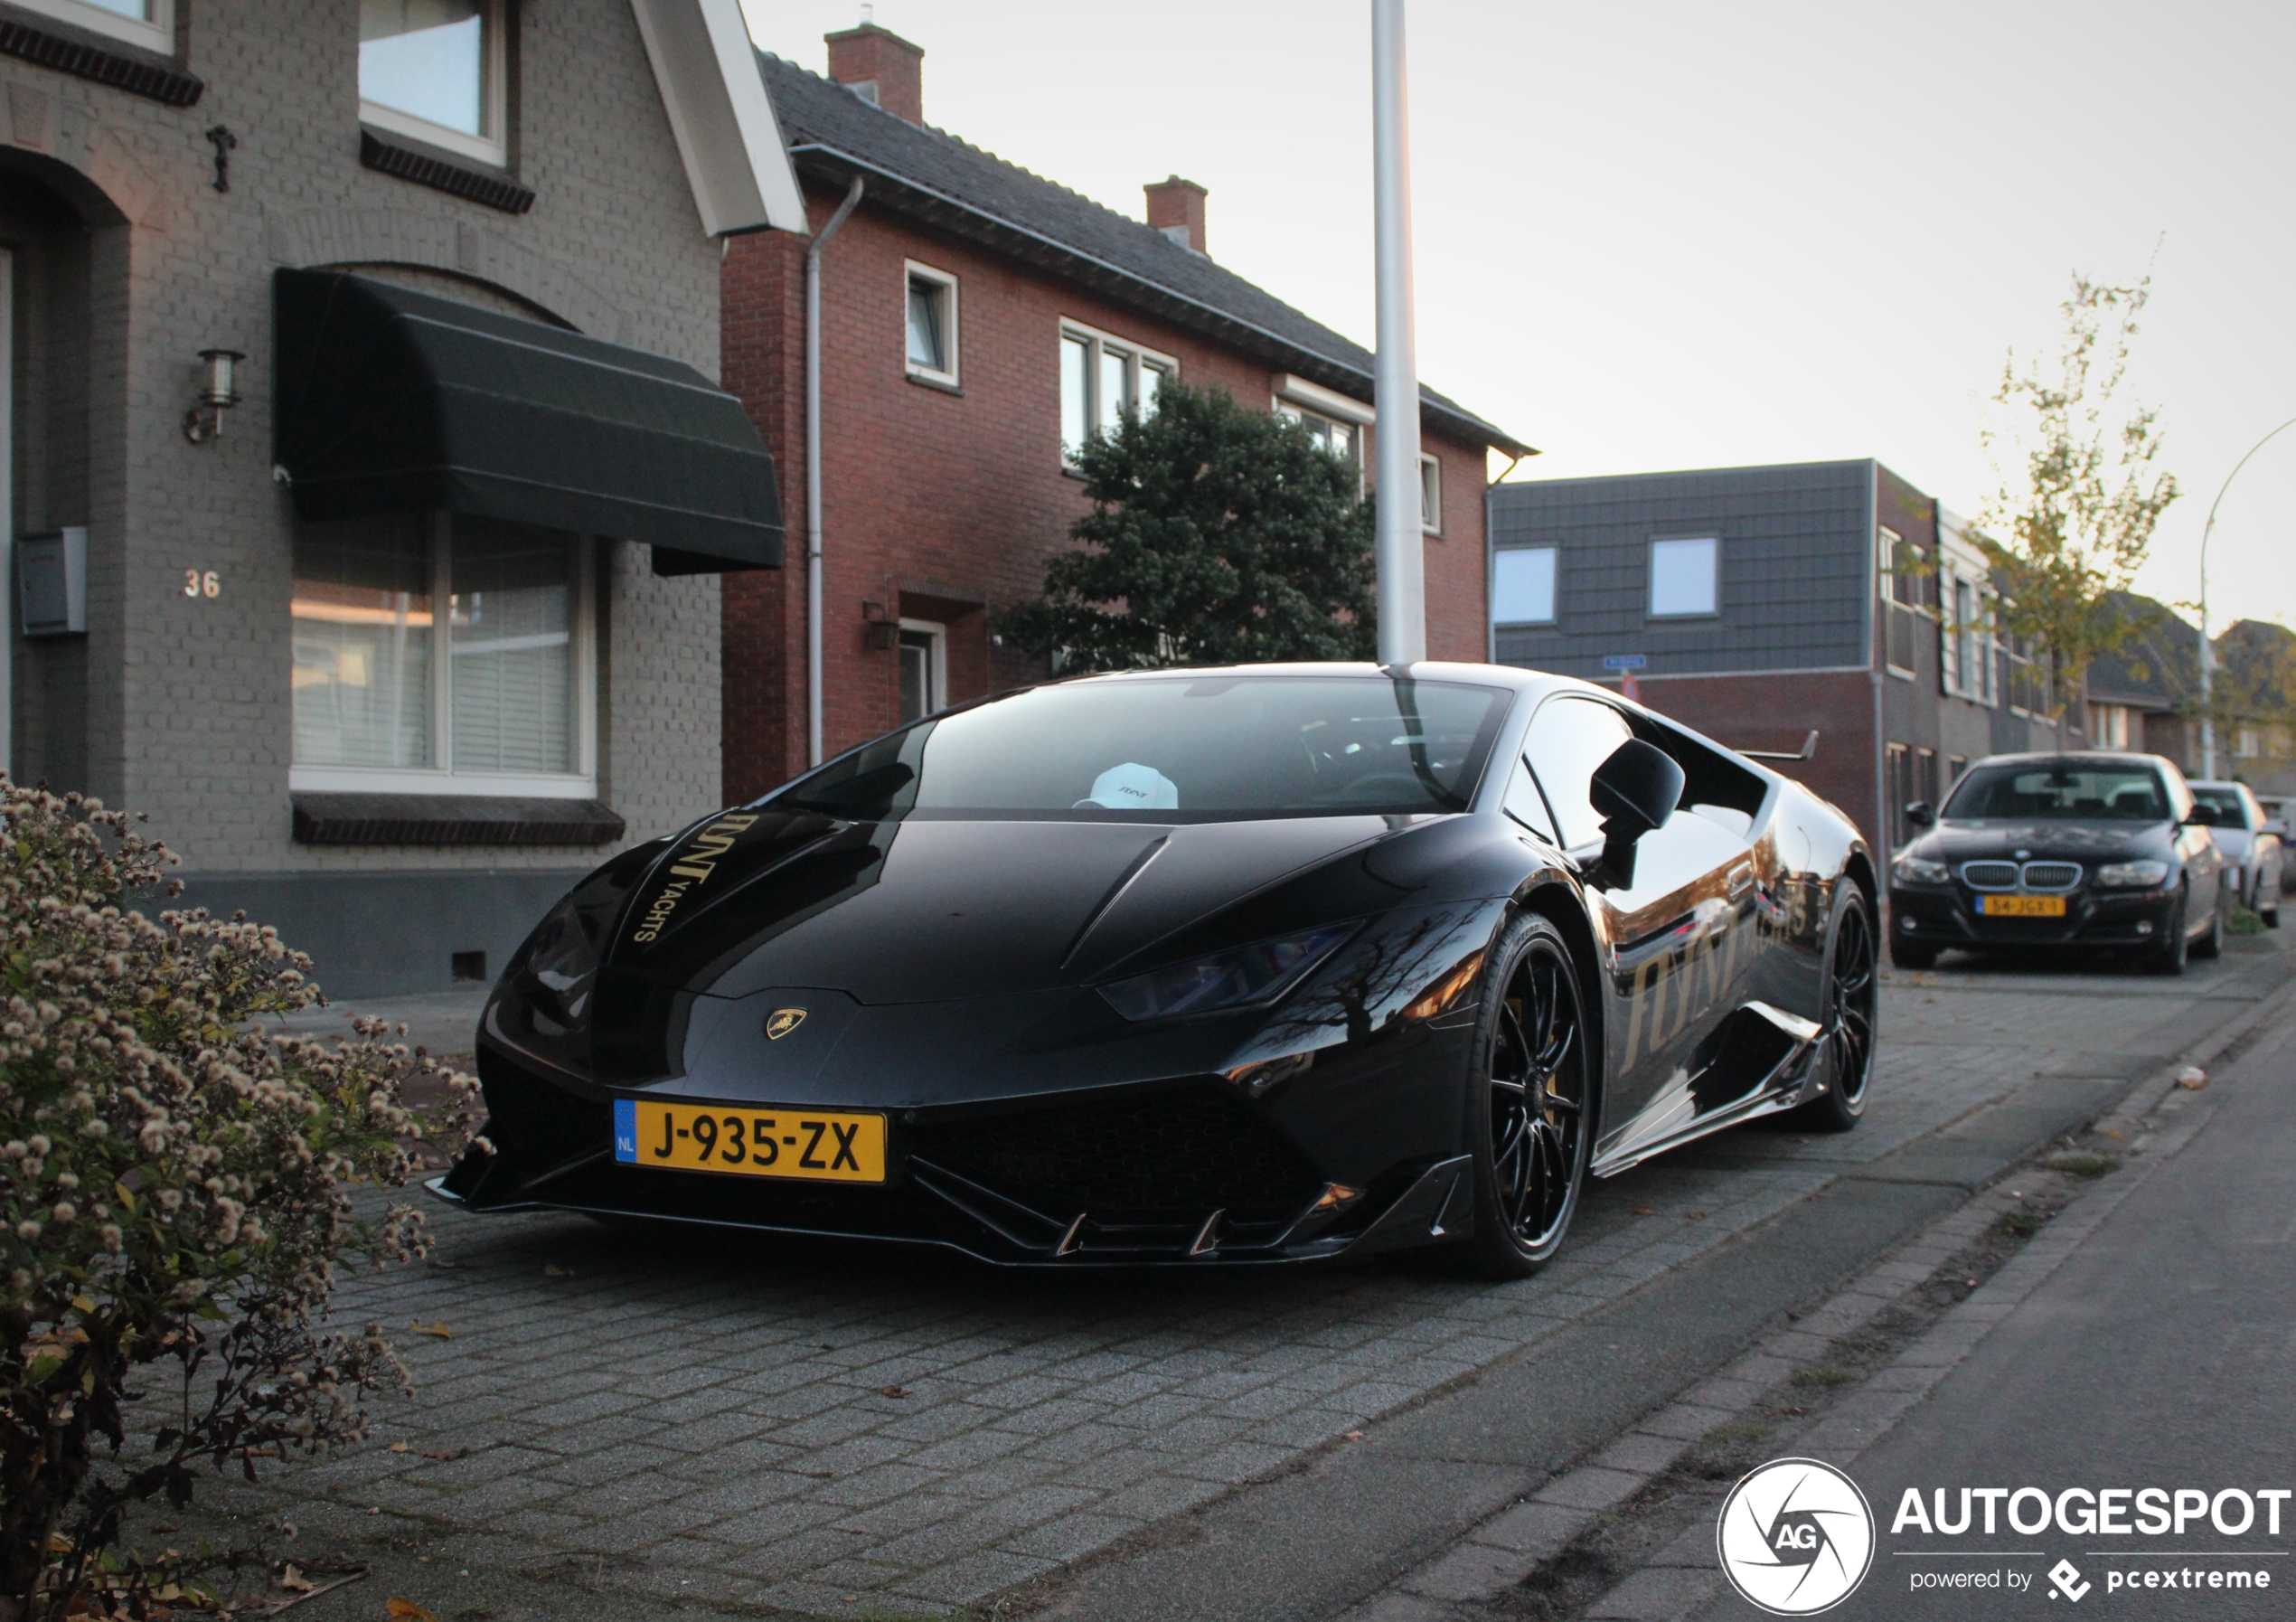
[1943,762,2171,823]
[2190,787,2251,829]
[768,674,1513,822]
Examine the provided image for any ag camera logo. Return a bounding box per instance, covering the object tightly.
[1717,1457,1876,1615]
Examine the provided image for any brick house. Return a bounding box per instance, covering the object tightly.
[1489,460,2071,856]
[2,0,805,995]
[718,24,1531,798]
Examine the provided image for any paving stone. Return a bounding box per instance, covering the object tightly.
[1467,1499,1594,1556]
[897,1548,1062,1605]
[1534,1466,1645,1513]
[1402,1540,1532,1601]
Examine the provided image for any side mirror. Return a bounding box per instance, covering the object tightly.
[1905,800,1935,829]
[2183,803,2220,827]
[1586,738,1685,890]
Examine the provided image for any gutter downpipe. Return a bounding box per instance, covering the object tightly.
[805,176,866,769]
[1485,451,1526,665]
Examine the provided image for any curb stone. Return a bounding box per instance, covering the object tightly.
[1334,971,2296,1622]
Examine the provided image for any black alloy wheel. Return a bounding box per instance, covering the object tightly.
[1453,913,1592,1278]
[2150,885,2188,977]
[1788,885,1877,1132]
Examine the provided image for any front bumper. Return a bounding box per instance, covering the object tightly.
[433,1035,1478,1268]
[1887,883,2179,950]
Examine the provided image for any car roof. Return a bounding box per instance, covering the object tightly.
[1962,751,2172,770]
[1062,660,1561,692]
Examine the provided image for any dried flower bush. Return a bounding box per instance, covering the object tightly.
[0,778,478,1620]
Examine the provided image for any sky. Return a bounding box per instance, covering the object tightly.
[738,0,2296,636]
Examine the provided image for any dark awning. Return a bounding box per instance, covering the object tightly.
[272,269,781,574]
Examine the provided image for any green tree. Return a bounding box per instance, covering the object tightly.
[1000,382,1377,670]
[1976,270,2181,715]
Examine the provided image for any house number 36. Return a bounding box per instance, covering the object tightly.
[183,569,219,599]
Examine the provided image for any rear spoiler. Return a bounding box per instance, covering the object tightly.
[1739,730,1819,763]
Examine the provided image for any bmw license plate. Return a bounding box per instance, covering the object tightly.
[1978,895,2066,918]
[614,1099,887,1183]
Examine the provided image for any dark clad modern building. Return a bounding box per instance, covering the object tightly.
[1491,459,2071,855]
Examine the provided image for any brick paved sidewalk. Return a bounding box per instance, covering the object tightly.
[158,961,2270,1618]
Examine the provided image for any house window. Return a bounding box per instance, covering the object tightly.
[360,0,509,168]
[1274,402,1361,469]
[905,263,958,386]
[14,0,171,52]
[898,621,946,722]
[290,513,595,795]
[1059,322,1173,461]
[1492,547,1557,627]
[2236,727,2261,759]
[1886,741,1914,850]
[1948,754,1968,789]
[2088,703,2131,750]
[1419,454,1443,534]
[1649,536,1717,618]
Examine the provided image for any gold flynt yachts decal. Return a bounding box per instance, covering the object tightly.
[765,1007,807,1041]
[630,814,760,943]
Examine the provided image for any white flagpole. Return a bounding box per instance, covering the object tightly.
[1371,0,1426,666]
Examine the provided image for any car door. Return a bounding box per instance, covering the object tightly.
[1517,694,1755,1145]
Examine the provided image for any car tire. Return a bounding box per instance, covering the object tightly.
[1785,885,1878,1134]
[2193,886,2225,960]
[2150,887,2189,976]
[1447,911,1595,1280]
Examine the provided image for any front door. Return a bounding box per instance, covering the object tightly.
[1519,694,1756,1144]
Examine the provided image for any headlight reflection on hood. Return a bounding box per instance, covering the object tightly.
[1099,923,1355,1023]
[521,895,601,1033]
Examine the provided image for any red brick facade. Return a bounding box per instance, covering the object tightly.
[719,178,1495,803]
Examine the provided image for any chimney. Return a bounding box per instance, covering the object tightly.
[825,22,925,124]
[1144,175,1208,255]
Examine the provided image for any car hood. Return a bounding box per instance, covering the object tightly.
[603,808,1404,1004]
[1911,820,2176,865]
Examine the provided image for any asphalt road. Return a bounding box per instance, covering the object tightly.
[1735,967,2296,1622]
[166,942,2289,1620]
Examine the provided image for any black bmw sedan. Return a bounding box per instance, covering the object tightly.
[438,664,1877,1275]
[1887,751,2231,975]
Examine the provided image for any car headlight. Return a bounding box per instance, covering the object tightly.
[1893,855,1951,886]
[517,894,601,1032]
[1099,924,1354,1023]
[2096,859,2169,889]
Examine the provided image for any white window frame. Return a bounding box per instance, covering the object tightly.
[1059,318,1175,465]
[290,518,598,799]
[1648,535,1718,619]
[14,0,172,52]
[897,618,947,721]
[1418,452,1443,535]
[904,260,959,388]
[1491,545,1557,627]
[359,0,511,169]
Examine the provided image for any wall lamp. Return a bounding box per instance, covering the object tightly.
[182,348,245,444]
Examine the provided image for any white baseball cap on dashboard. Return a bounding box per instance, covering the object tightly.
[1075,762,1180,811]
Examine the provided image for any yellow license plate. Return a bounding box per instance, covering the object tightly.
[614,1099,886,1183]
[1978,894,2066,918]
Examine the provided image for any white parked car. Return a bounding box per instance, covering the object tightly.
[2188,781,2283,925]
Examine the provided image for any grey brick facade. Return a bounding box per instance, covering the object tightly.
[2,0,767,995]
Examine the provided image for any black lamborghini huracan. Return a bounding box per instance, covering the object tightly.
[435,664,1877,1275]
